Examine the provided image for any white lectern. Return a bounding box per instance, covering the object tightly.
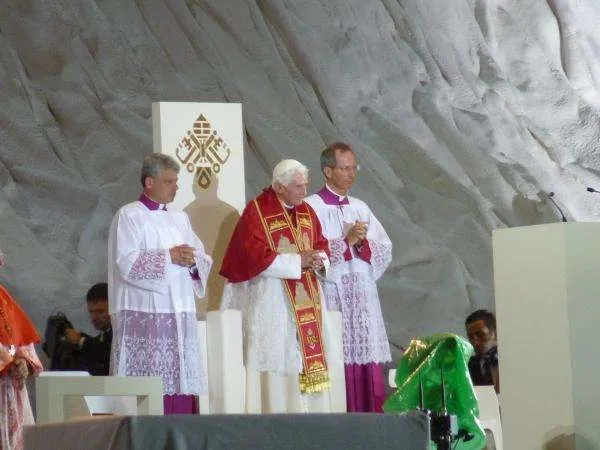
[493,222,600,450]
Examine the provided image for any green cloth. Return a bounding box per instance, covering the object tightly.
[383,333,486,449]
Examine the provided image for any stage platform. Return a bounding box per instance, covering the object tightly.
[24,412,429,450]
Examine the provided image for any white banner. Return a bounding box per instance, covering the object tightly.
[152,102,244,314]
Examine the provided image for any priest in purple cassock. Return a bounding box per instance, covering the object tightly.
[306,142,393,413]
[108,153,212,415]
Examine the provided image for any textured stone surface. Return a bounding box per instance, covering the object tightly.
[1,0,599,364]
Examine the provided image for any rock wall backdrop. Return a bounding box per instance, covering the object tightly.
[1,0,600,364]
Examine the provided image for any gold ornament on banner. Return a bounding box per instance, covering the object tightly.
[175,114,231,189]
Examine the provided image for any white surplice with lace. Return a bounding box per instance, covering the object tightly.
[305,193,392,365]
[108,201,212,395]
[220,253,346,413]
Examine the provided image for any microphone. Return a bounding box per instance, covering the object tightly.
[547,192,567,222]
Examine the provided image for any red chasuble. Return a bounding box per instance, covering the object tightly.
[0,285,40,347]
[220,187,331,393]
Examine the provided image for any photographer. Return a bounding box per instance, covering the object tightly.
[46,283,112,376]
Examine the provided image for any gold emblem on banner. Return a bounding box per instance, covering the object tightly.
[175,114,231,189]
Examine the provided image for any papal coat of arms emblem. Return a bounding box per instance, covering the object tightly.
[175,114,231,189]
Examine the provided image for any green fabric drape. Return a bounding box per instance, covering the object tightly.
[383,333,486,449]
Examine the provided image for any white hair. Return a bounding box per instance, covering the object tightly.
[271,159,309,188]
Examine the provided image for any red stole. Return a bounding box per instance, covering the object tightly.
[0,285,40,347]
[252,196,329,393]
[220,187,331,283]
[220,189,280,283]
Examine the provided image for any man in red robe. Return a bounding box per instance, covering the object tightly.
[0,251,43,450]
[220,159,342,413]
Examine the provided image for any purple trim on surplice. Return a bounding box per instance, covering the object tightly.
[355,239,372,263]
[316,185,350,205]
[138,193,166,211]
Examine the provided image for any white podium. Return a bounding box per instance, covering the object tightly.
[493,222,600,450]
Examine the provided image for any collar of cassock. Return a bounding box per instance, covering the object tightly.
[281,201,296,214]
[139,193,167,211]
[317,185,350,206]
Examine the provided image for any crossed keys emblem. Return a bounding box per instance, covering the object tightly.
[175,114,231,189]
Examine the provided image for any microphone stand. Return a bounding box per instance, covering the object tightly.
[547,192,567,222]
[416,368,474,448]
[427,370,453,450]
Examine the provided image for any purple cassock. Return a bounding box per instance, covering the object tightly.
[305,186,394,412]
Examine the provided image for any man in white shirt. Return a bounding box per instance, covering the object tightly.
[108,153,212,414]
[306,142,393,412]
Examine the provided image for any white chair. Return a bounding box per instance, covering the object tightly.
[474,385,503,450]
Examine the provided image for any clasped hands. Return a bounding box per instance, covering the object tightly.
[346,220,368,247]
[170,244,196,267]
[301,250,325,272]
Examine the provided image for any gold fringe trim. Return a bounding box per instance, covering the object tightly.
[299,371,330,394]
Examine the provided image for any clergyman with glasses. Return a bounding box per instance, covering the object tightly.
[306,142,393,413]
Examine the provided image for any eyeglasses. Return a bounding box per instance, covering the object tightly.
[332,164,360,173]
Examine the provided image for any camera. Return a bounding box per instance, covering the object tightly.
[42,312,79,370]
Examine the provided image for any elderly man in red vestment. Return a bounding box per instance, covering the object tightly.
[220,159,342,413]
[0,250,43,450]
